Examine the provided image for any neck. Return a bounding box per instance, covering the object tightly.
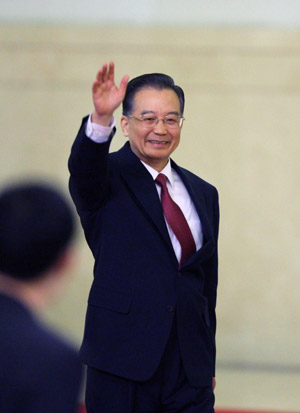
[142,157,170,172]
[0,273,47,312]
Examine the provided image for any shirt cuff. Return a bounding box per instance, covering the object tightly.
[85,114,116,143]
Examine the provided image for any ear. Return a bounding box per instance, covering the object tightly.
[120,115,129,137]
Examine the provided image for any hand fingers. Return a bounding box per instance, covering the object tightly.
[212,377,216,391]
[97,62,114,84]
[92,69,105,93]
[92,80,99,94]
[107,61,115,82]
[92,63,128,98]
[95,63,108,84]
[92,63,108,94]
[119,74,129,97]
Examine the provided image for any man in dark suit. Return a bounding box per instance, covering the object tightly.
[0,182,83,412]
[69,61,219,412]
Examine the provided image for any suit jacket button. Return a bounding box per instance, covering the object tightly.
[167,305,174,312]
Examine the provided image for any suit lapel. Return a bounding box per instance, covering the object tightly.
[113,144,215,268]
[171,161,216,266]
[115,143,177,263]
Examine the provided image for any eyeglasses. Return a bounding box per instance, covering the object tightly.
[127,114,185,129]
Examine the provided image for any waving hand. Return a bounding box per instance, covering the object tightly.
[92,62,129,126]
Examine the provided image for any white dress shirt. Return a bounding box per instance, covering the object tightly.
[86,115,203,262]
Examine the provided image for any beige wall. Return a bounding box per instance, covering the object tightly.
[1,25,299,371]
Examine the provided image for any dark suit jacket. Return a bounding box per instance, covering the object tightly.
[69,117,219,387]
[0,293,82,412]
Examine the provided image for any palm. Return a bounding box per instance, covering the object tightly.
[93,79,122,116]
[92,62,129,119]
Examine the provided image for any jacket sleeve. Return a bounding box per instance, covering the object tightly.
[68,116,116,249]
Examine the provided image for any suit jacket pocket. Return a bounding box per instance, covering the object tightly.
[88,285,132,314]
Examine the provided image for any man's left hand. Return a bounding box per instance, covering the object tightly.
[212,377,216,391]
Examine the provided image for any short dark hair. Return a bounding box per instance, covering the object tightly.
[122,73,185,116]
[0,182,75,281]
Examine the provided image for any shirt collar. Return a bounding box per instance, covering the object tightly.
[141,159,174,187]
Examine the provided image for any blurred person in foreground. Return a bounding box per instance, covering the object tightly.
[69,62,219,412]
[0,181,83,413]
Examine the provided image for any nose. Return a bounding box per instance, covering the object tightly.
[153,119,167,134]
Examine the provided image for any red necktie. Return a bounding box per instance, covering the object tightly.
[155,173,196,267]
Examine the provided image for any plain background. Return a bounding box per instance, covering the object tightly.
[0,2,299,409]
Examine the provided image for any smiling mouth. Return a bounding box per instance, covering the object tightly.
[148,140,169,145]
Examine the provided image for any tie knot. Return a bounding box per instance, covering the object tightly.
[155,173,167,187]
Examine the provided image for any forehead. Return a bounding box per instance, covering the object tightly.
[132,87,180,113]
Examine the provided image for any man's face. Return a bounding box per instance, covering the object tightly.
[121,88,183,171]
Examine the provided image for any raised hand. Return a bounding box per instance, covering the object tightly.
[92,61,129,126]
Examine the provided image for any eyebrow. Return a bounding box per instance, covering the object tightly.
[139,110,181,116]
